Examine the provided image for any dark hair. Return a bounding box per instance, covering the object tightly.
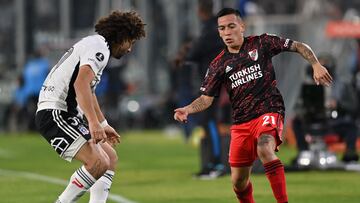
[216,8,242,19]
[95,10,146,44]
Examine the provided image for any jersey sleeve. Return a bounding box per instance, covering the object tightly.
[79,43,109,74]
[199,61,224,97]
[260,33,293,57]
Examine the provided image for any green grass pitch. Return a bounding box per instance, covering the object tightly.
[0,130,359,203]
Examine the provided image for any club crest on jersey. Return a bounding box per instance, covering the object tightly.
[78,125,89,135]
[96,52,104,62]
[248,49,258,61]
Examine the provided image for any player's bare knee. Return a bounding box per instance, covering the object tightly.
[108,147,118,166]
[101,144,118,170]
[232,175,249,191]
[88,157,110,178]
[84,152,110,178]
[231,170,250,191]
[101,152,111,171]
[257,146,273,159]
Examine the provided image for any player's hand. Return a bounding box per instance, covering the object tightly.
[104,125,121,147]
[174,107,188,123]
[89,122,107,143]
[312,62,333,86]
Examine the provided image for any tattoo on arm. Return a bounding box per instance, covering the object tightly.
[289,41,318,65]
[187,96,213,114]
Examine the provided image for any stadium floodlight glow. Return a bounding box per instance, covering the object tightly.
[127,100,140,113]
[326,156,337,164]
[319,157,326,165]
[297,150,313,167]
[299,158,311,166]
[331,110,338,119]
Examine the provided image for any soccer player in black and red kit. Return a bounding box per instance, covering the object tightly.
[174,8,333,203]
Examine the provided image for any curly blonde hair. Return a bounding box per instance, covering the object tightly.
[95,10,146,44]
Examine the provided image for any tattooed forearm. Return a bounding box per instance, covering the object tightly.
[186,95,213,114]
[290,41,318,65]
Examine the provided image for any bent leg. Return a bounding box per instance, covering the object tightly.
[257,133,288,203]
[57,142,110,203]
[75,141,110,178]
[231,166,254,203]
[90,142,118,203]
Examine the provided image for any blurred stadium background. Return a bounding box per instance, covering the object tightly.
[0,0,359,131]
[0,0,359,202]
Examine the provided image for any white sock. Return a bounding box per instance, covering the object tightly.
[57,166,96,203]
[89,170,115,203]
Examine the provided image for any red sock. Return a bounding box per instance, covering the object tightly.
[264,159,288,203]
[233,182,255,203]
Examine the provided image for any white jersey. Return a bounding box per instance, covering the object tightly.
[37,35,110,115]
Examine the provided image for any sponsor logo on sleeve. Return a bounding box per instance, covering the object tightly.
[284,39,290,48]
[95,52,104,62]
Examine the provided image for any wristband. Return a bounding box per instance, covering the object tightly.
[100,119,108,128]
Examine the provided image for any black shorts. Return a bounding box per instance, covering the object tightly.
[35,109,91,162]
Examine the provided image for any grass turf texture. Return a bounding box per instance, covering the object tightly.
[0,130,359,203]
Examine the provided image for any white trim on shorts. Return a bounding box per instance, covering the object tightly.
[51,110,88,162]
[62,136,87,162]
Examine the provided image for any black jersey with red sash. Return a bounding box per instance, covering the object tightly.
[200,33,293,124]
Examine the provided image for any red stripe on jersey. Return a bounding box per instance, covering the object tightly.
[210,49,225,66]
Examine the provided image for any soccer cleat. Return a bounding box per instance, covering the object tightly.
[193,169,229,180]
[209,169,228,178]
[193,168,211,176]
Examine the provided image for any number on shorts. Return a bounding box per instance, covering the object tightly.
[262,115,275,126]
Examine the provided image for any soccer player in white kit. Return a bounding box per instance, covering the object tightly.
[35,11,145,203]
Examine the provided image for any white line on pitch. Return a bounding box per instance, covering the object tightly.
[0,169,137,203]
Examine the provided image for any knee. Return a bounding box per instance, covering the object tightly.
[231,174,249,191]
[257,145,275,161]
[85,153,110,178]
[107,148,119,168]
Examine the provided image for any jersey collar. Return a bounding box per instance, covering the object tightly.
[98,34,111,53]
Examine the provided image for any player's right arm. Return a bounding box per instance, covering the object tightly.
[74,65,106,143]
[289,41,333,86]
[174,95,214,123]
[174,51,223,123]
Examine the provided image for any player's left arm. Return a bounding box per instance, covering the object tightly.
[92,94,121,145]
[289,41,333,86]
[174,95,214,123]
